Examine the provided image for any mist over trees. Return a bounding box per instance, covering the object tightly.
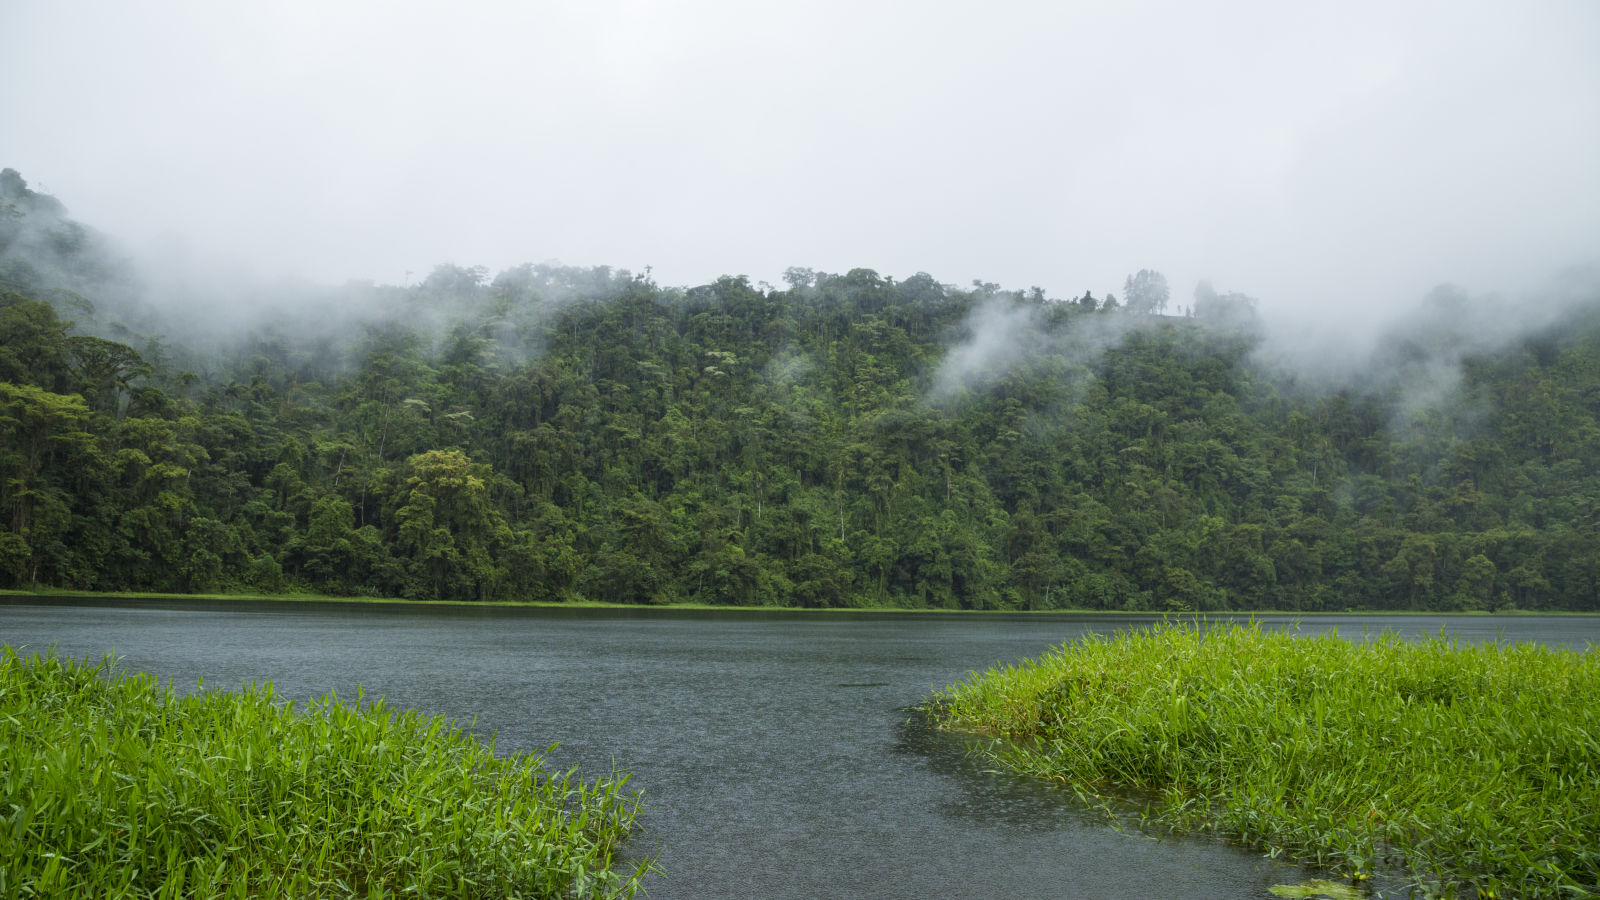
[3,170,1599,611]
[1122,269,1170,316]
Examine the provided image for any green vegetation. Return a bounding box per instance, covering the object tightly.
[4,168,1600,610]
[924,623,1600,898]
[0,648,649,898]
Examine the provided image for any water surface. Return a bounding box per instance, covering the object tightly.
[3,600,1592,898]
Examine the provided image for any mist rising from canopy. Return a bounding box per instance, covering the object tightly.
[3,0,1596,345]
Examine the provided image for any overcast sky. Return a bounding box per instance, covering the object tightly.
[4,1,1597,328]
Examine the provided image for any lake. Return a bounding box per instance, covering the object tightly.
[2,599,1594,898]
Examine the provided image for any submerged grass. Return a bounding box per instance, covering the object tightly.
[0,647,650,898]
[924,622,1600,899]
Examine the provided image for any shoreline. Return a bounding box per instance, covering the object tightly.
[924,622,1600,897]
[2,587,1593,617]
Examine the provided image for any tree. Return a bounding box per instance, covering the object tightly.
[1451,553,1496,611]
[385,449,510,601]
[0,293,74,391]
[1192,281,1261,333]
[299,495,363,591]
[66,335,150,415]
[1123,270,1169,315]
[0,382,92,584]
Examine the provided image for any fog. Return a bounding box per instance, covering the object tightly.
[4,1,1597,348]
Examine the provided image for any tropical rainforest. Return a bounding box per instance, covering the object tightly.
[3,168,1598,611]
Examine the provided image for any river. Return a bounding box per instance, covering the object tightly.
[2,598,1594,898]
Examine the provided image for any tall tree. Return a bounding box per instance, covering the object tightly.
[1123,269,1170,315]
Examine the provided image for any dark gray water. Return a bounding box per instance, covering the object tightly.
[2,599,1594,898]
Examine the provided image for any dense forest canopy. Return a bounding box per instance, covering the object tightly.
[3,169,1598,610]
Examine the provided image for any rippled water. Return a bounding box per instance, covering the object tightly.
[2,599,1593,898]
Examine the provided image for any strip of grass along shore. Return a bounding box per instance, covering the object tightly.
[0,648,650,898]
[924,622,1598,898]
[7,587,1591,617]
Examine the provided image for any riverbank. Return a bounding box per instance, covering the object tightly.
[0,648,651,898]
[2,587,1589,617]
[924,622,1599,898]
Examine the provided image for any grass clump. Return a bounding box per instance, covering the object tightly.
[0,647,650,898]
[925,622,1599,898]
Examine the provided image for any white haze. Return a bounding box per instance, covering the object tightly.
[928,261,1600,419]
[3,0,1598,352]
[928,291,1187,405]
[930,298,1044,400]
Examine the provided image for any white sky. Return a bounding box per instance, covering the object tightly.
[4,1,1597,328]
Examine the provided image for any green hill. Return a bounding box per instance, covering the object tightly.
[3,170,1598,610]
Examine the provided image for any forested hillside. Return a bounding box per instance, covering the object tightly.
[4,170,1598,611]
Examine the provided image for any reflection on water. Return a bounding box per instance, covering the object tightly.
[2,599,1592,899]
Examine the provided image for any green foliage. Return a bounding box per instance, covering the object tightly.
[383,449,511,601]
[0,647,650,898]
[2,177,1600,607]
[925,623,1600,898]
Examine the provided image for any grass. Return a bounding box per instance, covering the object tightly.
[923,622,1600,899]
[8,586,1594,617]
[0,648,650,898]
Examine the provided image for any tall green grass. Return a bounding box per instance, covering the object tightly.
[925,622,1599,898]
[0,648,650,898]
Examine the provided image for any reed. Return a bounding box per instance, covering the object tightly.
[925,622,1599,898]
[0,647,650,898]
